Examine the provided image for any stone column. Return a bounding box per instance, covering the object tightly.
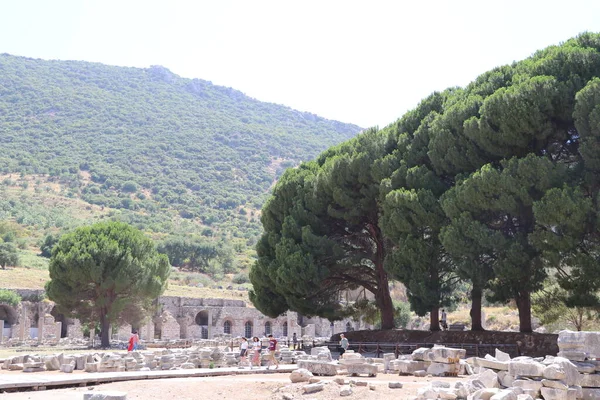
[207,309,213,339]
[0,319,3,343]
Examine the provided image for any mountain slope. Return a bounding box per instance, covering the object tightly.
[0,54,362,241]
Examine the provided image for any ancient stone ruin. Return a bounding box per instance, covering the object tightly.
[0,290,367,346]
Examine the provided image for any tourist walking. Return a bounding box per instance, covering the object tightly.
[266,334,279,370]
[339,333,349,357]
[440,309,448,331]
[251,336,261,369]
[127,330,139,352]
[239,337,249,368]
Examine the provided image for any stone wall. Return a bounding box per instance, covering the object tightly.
[0,294,367,343]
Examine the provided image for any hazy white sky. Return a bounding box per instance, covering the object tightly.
[2,0,600,127]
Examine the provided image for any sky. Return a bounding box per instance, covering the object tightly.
[2,0,600,128]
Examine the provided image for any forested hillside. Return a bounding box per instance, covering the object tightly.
[0,54,361,270]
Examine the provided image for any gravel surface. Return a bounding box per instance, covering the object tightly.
[1,371,464,399]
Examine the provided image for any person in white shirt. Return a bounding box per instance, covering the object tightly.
[239,337,249,368]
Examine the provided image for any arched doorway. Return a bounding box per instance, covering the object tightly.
[283,322,288,337]
[50,306,68,338]
[223,320,232,335]
[264,321,272,336]
[244,321,253,338]
[0,304,18,339]
[195,311,209,339]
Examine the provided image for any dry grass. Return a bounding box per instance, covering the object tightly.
[0,266,49,289]
[164,284,249,302]
[445,305,521,331]
[0,266,250,303]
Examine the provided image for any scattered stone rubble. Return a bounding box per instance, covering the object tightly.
[0,342,310,373]
[404,330,600,400]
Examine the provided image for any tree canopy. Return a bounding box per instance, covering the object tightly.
[46,221,170,347]
[251,32,600,332]
[250,128,397,328]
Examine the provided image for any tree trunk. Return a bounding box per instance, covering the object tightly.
[371,224,395,330]
[430,306,440,331]
[470,286,485,331]
[100,309,111,348]
[516,291,532,333]
[376,278,395,329]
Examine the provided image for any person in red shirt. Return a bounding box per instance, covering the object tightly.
[266,334,279,370]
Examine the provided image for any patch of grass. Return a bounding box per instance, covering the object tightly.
[164,284,249,302]
[0,266,49,289]
[19,250,49,270]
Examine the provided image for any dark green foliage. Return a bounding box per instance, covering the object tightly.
[250,128,396,328]
[0,289,21,306]
[0,242,19,269]
[250,32,600,332]
[39,233,59,258]
[46,221,170,347]
[157,237,236,276]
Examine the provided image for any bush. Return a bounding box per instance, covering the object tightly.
[232,272,249,284]
[0,289,21,306]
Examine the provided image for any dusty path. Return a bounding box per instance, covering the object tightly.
[1,372,463,399]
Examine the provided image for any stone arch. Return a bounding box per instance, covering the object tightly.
[264,321,272,336]
[283,321,288,337]
[223,319,232,335]
[244,321,253,338]
[50,306,69,338]
[0,304,18,327]
[0,304,18,338]
[346,321,352,332]
[195,311,209,339]
[195,310,209,326]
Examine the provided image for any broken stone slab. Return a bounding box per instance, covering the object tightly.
[580,373,600,388]
[558,331,600,358]
[412,347,432,361]
[389,382,403,389]
[490,389,518,400]
[290,368,313,383]
[557,351,589,362]
[542,358,581,386]
[339,385,352,396]
[508,360,545,378]
[572,362,596,374]
[540,387,577,400]
[497,371,515,388]
[346,363,378,377]
[581,388,600,400]
[44,355,60,371]
[296,360,337,376]
[84,362,99,373]
[471,387,501,400]
[417,386,440,399]
[512,379,543,397]
[439,389,458,400]
[476,357,510,371]
[392,359,429,374]
[427,346,467,363]
[542,379,569,390]
[517,395,534,400]
[495,349,511,362]
[302,383,325,394]
[414,370,427,377]
[8,363,24,371]
[83,391,127,400]
[476,369,500,388]
[60,364,74,373]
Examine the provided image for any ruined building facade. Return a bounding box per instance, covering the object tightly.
[0,290,369,343]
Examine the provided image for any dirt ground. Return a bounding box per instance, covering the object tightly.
[1,370,464,400]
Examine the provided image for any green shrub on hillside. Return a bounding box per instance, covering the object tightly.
[0,289,21,306]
